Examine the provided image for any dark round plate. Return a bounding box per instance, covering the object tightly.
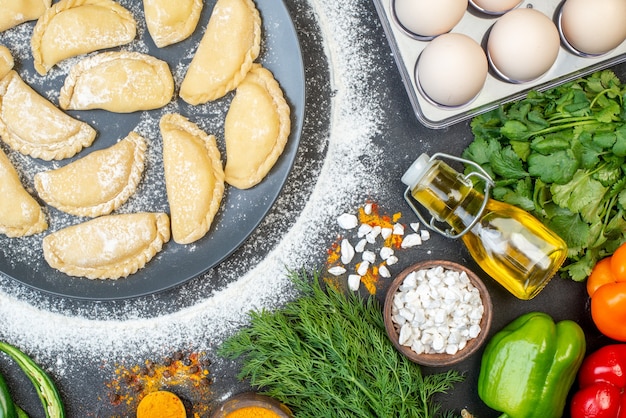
[0,0,305,300]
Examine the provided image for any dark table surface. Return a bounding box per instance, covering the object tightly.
[0,0,625,416]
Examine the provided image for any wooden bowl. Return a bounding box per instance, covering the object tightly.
[383,260,492,367]
[211,392,292,418]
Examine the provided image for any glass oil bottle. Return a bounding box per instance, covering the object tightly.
[401,153,568,300]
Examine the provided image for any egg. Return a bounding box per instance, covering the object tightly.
[487,8,560,83]
[469,0,522,15]
[560,0,626,56]
[393,0,468,38]
[416,33,488,107]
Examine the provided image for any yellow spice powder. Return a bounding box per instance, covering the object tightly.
[225,406,281,418]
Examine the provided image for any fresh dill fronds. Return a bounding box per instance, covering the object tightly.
[218,270,464,418]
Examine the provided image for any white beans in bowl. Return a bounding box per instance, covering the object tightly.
[390,265,484,356]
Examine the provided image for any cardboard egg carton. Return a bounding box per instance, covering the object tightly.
[373,0,626,129]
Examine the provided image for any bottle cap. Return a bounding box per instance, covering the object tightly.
[401,154,432,188]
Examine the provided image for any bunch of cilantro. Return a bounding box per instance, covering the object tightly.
[462,70,626,281]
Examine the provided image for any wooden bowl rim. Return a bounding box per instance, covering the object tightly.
[210,392,292,417]
[383,260,493,367]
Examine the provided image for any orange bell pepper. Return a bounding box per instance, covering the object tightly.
[587,245,626,342]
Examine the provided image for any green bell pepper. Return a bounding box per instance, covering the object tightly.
[477,311,586,418]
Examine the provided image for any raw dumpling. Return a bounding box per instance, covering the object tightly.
[224,65,291,189]
[180,0,261,105]
[161,113,224,244]
[0,46,14,80]
[34,132,147,217]
[60,51,174,113]
[0,71,97,160]
[31,0,136,75]
[0,0,51,33]
[143,0,203,48]
[43,212,171,280]
[0,147,47,238]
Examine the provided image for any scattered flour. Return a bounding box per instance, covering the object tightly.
[0,0,390,401]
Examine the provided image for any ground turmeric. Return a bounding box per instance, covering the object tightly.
[136,390,186,418]
[225,406,282,418]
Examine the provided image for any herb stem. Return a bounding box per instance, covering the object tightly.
[589,88,618,109]
[524,119,603,139]
[545,115,596,124]
[602,194,618,233]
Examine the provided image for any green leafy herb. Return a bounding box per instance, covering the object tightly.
[462,70,626,281]
[218,271,464,418]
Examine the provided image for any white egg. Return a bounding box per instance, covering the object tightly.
[416,33,488,107]
[393,0,468,38]
[487,8,560,83]
[469,0,522,14]
[560,0,626,56]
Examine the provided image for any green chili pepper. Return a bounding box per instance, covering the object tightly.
[0,342,64,418]
[0,370,17,418]
[477,311,586,418]
[15,406,28,418]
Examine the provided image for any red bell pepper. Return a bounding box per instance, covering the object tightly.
[571,344,626,418]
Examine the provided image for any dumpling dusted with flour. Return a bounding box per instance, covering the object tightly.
[143,0,203,48]
[0,147,47,238]
[224,65,291,189]
[160,113,225,244]
[59,51,174,113]
[0,0,51,33]
[43,212,171,280]
[180,0,261,104]
[34,132,147,217]
[0,46,14,80]
[31,0,136,75]
[0,71,97,160]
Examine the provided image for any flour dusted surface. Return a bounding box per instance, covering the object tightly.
[0,0,393,410]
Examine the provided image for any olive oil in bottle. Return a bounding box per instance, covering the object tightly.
[401,153,567,300]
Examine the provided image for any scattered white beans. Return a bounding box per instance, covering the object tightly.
[357,261,370,276]
[358,223,373,237]
[401,233,422,248]
[354,238,367,253]
[380,247,394,260]
[391,266,484,355]
[347,274,361,291]
[362,250,376,264]
[328,266,347,276]
[340,239,355,264]
[329,207,432,293]
[379,265,391,278]
[337,213,358,229]
[386,255,399,265]
[369,226,382,239]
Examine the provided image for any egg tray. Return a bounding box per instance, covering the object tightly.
[372,0,626,129]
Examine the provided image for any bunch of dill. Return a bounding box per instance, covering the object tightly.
[218,271,464,418]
